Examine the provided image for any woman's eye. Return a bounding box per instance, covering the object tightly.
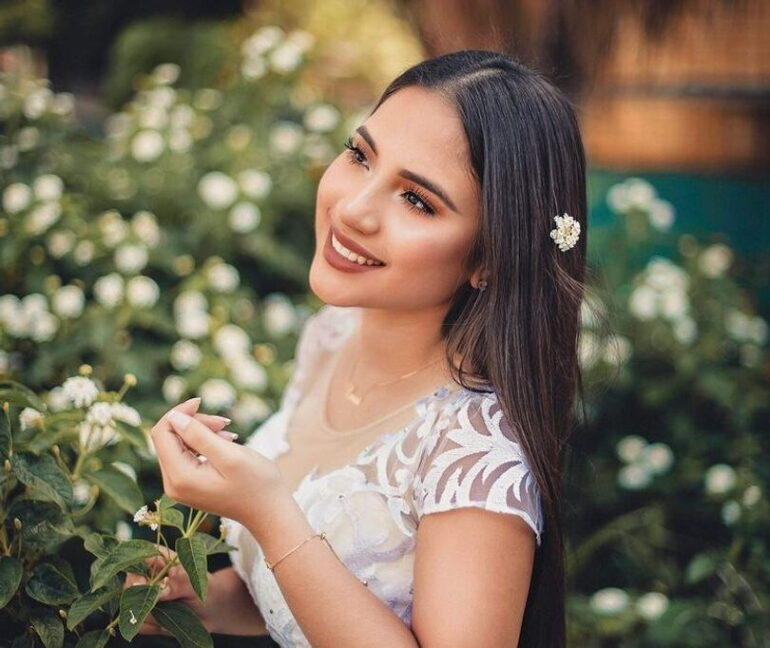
[343,138,366,165]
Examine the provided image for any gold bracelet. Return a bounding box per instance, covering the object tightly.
[264,531,368,587]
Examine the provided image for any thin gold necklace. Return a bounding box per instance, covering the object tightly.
[343,340,444,406]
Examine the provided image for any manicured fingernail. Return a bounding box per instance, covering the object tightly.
[168,409,192,429]
[228,432,238,441]
[183,397,201,406]
[214,416,232,424]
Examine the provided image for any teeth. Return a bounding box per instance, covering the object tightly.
[332,233,383,266]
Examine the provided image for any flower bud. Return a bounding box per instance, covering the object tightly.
[52,444,61,458]
[124,373,137,387]
[4,459,11,471]
[78,364,93,376]
[14,518,22,530]
[58,609,67,619]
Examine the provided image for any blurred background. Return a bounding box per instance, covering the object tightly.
[1,0,768,646]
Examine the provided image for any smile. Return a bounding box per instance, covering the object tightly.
[331,232,385,266]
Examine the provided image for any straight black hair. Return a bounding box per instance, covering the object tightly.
[368,50,588,646]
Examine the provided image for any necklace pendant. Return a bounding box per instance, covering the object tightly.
[345,385,361,405]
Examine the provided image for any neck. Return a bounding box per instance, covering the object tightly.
[351,304,451,381]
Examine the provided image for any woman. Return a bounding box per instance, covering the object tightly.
[128,49,587,647]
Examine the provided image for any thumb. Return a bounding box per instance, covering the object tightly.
[172,396,201,417]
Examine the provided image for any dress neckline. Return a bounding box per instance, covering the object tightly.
[319,314,460,438]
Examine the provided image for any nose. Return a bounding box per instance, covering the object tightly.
[336,178,381,233]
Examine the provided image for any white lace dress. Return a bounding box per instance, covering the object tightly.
[219,304,544,647]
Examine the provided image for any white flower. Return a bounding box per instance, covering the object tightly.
[0,145,19,170]
[162,375,187,403]
[174,290,207,314]
[636,592,669,621]
[672,316,697,346]
[52,285,85,319]
[228,357,268,390]
[126,275,160,308]
[213,324,251,358]
[602,335,632,366]
[133,504,160,531]
[73,240,95,265]
[176,311,210,339]
[23,88,52,119]
[86,401,114,426]
[639,442,674,475]
[207,262,239,292]
[111,402,141,427]
[152,63,180,85]
[199,378,236,410]
[73,480,93,505]
[30,312,59,342]
[263,296,298,336]
[115,520,133,542]
[94,273,124,308]
[742,485,761,507]
[170,104,195,129]
[303,103,340,133]
[3,182,32,213]
[590,587,630,615]
[197,172,238,210]
[616,435,648,464]
[618,463,652,490]
[26,202,62,235]
[170,340,202,371]
[648,198,675,231]
[146,87,176,110]
[46,386,70,412]
[241,26,285,57]
[51,92,75,117]
[269,41,304,74]
[698,244,733,278]
[549,213,580,252]
[17,126,40,151]
[98,210,128,247]
[625,177,657,210]
[115,244,149,274]
[61,376,100,408]
[193,88,222,112]
[269,121,304,155]
[168,129,192,152]
[231,394,271,427]
[131,130,165,162]
[33,174,64,201]
[112,461,138,481]
[705,463,736,495]
[19,407,44,430]
[241,57,267,80]
[228,202,261,232]
[721,500,741,525]
[139,105,168,130]
[238,169,272,199]
[47,230,76,258]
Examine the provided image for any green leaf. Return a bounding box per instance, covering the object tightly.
[199,532,236,556]
[81,532,118,559]
[0,556,23,608]
[115,420,149,452]
[84,465,143,514]
[0,380,47,411]
[30,605,64,648]
[7,498,75,550]
[74,630,110,648]
[90,539,160,590]
[176,535,208,602]
[119,583,161,641]
[152,600,214,648]
[67,585,120,630]
[161,506,186,530]
[12,451,73,508]
[25,563,79,605]
[0,403,11,459]
[685,551,720,584]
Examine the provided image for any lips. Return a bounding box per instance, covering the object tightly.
[331,227,385,265]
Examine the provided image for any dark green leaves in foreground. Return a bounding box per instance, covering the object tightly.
[152,601,213,648]
[12,452,72,509]
[90,539,160,590]
[84,465,143,514]
[0,556,23,608]
[25,563,79,605]
[119,583,161,641]
[176,534,208,601]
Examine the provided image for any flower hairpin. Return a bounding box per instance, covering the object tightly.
[549,212,580,252]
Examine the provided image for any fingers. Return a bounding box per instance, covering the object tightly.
[167,409,236,462]
[194,412,231,431]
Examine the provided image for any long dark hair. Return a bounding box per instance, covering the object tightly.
[368,51,588,646]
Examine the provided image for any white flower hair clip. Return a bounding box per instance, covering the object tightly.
[549,212,581,252]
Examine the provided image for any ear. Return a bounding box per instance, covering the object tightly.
[468,266,490,289]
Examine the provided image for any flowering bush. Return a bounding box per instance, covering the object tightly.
[0,368,235,646]
[568,177,769,645]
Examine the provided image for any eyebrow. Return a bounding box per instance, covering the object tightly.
[355,125,459,213]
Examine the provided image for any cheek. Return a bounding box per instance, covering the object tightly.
[389,226,470,279]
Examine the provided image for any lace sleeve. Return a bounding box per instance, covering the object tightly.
[410,392,544,547]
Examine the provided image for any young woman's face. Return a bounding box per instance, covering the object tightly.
[309,86,482,310]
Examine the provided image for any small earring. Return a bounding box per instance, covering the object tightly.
[477,279,488,291]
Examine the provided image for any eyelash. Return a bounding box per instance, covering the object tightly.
[342,137,437,217]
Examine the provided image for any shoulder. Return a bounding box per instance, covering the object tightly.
[412,388,544,547]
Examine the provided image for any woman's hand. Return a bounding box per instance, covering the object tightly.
[149,397,289,534]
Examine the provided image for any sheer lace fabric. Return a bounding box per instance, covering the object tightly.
[219,304,544,647]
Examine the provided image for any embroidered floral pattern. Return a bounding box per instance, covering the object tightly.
[219,304,544,646]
